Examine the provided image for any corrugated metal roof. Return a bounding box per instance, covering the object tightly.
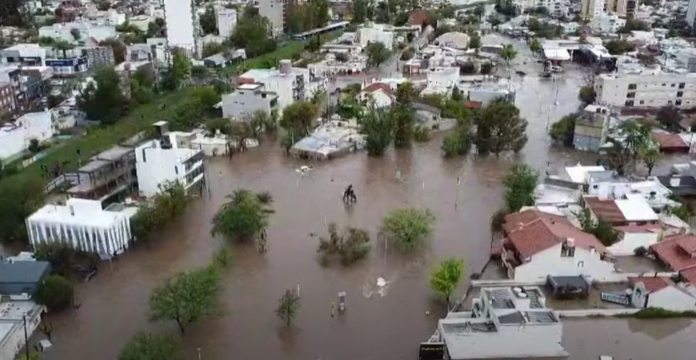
[0,261,51,284]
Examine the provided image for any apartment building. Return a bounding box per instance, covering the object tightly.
[0,82,16,115]
[581,0,605,20]
[39,22,117,44]
[0,44,46,66]
[216,7,238,38]
[163,0,198,54]
[65,145,137,203]
[591,13,627,34]
[258,0,286,37]
[594,64,696,109]
[221,83,279,119]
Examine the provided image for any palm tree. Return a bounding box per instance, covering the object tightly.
[500,44,517,65]
[429,258,465,311]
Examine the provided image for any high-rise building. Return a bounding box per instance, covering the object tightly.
[606,0,639,18]
[258,0,286,37]
[162,0,198,55]
[216,7,238,38]
[688,0,696,28]
[581,0,605,20]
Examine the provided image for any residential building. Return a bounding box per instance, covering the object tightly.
[688,0,696,29]
[574,105,610,152]
[628,276,696,311]
[290,118,363,160]
[65,146,136,203]
[0,111,54,160]
[434,285,569,360]
[358,23,395,51]
[26,198,134,254]
[163,0,197,54]
[39,22,117,44]
[581,0,605,20]
[45,51,89,77]
[221,83,279,119]
[595,64,696,109]
[258,0,286,37]
[614,0,639,18]
[0,44,46,66]
[591,13,627,34]
[0,261,51,297]
[557,163,606,184]
[651,234,696,283]
[116,60,155,98]
[0,300,45,360]
[83,46,115,69]
[583,194,659,227]
[651,132,690,153]
[135,122,205,198]
[238,59,326,113]
[501,209,616,282]
[21,67,53,105]
[359,82,395,108]
[0,82,16,114]
[216,7,238,38]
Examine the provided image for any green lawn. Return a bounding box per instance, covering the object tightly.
[223,41,306,75]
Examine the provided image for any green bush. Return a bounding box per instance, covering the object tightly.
[35,275,74,312]
[618,308,696,319]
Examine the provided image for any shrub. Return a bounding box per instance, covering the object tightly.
[35,275,74,312]
[380,208,436,251]
[633,246,647,256]
[317,223,371,266]
[413,126,431,142]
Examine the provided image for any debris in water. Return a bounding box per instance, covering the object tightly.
[425,311,430,316]
[377,277,386,287]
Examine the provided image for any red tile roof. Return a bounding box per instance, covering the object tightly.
[614,223,662,233]
[505,215,606,258]
[650,234,696,271]
[409,10,429,26]
[362,82,393,95]
[652,133,688,150]
[465,101,482,109]
[628,276,675,293]
[503,209,573,234]
[679,267,696,284]
[584,197,627,223]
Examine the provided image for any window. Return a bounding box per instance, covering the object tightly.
[679,83,686,89]
[561,242,575,257]
[626,92,635,98]
[577,261,585,268]
[662,83,666,86]
[639,100,644,105]
[676,100,682,106]
[668,100,673,104]
[672,84,676,87]
[625,100,634,107]
[174,166,178,175]
[628,83,637,90]
[677,91,684,97]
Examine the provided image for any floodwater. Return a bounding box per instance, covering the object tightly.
[35,37,696,360]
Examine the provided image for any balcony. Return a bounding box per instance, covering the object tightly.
[500,246,519,280]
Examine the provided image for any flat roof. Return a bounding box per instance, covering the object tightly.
[28,202,128,228]
[565,164,605,183]
[77,159,110,173]
[93,146,133,161]
[292,21,350,37]
[615,194,658,221]
[0,261,50,284]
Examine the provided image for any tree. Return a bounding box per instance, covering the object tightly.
[618,19,650,33]
[77,66,126,124]
[0,0,31,27]
[316,223,371,266]
[149,267,221,334]
[161,48,191,91]
[502,164,539,212]
[366,42,391,69]
[52,39,75,58]
[70,28,81,41]
[500,44,517,65]
[360,104,393,156]
[15,353,39,360]
[474,4,485,18]
[119,332,183,360]
[468,34,481,50]
[280,101,318,137]
[429,258,465,309]
[352,0,372,23]
[130,182,189,242]
[529,38,541,53]
[473,99,528,155]
[490,209,509,233]
[100,38,126,64]
[35,275,74,312]
[211,189,273,241]
[441,120,472,157]
[202,42,226,58]
[0,176,44,246]
[230,11,276,57]
[276,289,301,327]
[576,208,619,246]
[549,113,578,147]
[605,40,635,55]
[34,243,98,278]
[639,145,660,176]
[578,86,596,104]
[380,208,436,251]
[199,6,218,35]
[656,105,683,132]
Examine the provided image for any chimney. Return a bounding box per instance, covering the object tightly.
[670,177,681,187]
[567,238,575,248]
[279,59,292,75]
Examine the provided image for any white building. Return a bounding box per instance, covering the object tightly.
[163,0,197,54]
[26,198,134,254]
[0,44,47,66]
[0,111,54,160]
[581,0,605,20]
[135,125,205,198]
[238,60,327,113]
[359,82,395,108]
[501,209,617,282]
[258,0,285,37]
[216,7,237,38]
[0,301,44,360]
[358,23,395,51]
[591,13,627,34]
[435,285,568,360]
[595,64,696,109]
[221,83,279,119]
[39,22,116,43]
[688,0,696,29]
[629,276,696,312]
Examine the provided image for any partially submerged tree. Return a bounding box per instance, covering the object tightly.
[316,223,371,266]
[656,105,683,132]
[211,189,274,242]
[474,99,528,155]
[366,42,391,69]
[380,208,436,251]
[638,145,660,176]
[502,164,540,212]
[429,258,465,310]
[578,86,596,104]
[500,44,517,65]
[360,104,393,156]
[549,113,578,147]
[276,288,301,327]
[35,275,74,312]
[149,267,221,334]
[119,331,183,360]
[280,101,318,137]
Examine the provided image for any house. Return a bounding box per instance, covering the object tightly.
[221,83,279,119]
[0,261,51,296]
[651,234,696,282]
[358,82,394,108]
[583,194,659,227]
[0,300,45,360]
[434,286,569,360]
[26,198,135,254]
[413,102,451,131]
[557,163,606,184]
[0,111,54,160]
[135,122,205,198]
[0,44,47,66]
[203,53,230,68]
[628,276,696,312]
[501,209,616,282]
[612,223,663,256]
[65,145,136,203]
[573,105,610,152]
[652,132,690,153]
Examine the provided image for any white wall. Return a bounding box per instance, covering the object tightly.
[514,244,617,282]
[360,90,393,108]
[0,111,54,160]
[135,140,203,197]
[648,287,696,312]
[609,232,660,256]
[595,73,696,109]
[164,0,196,50]
[216,7,237,38]
[359,27,394,50]
[0,306,42,360]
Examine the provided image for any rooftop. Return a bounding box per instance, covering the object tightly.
[0,261,50,285]
[628,276,675,293]
[650,234,696,272]
[28,198,129,228]
[564,164,605,184]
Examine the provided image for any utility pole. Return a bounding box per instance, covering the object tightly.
[23,314,30,360]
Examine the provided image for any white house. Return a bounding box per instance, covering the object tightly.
[215,7,237,38]
[629,276,696,312]
[0,111,54,160]
[501,210,616,282]
[358,23,395,50]
[557,163,606,184]
[359,82,394,108]
[135,127,205,198]
[26,198,134,255]
[39,22,116,43]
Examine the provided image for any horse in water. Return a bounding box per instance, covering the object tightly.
[342,185,357,204]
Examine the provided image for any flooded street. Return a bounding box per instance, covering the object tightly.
[36,37,696,360]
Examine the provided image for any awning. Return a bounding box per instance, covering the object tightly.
[543,48,571,61]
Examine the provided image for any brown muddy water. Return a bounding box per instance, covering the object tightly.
[33,48,696,360]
